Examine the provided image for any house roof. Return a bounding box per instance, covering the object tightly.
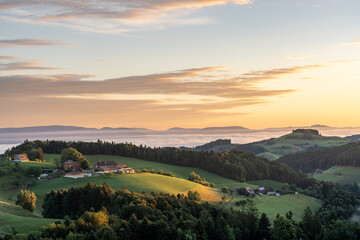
[116,164,127,169]
[15,154,29,160]
[62,161,81,170]
[99,166,118,171]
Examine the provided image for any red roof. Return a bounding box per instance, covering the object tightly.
[62,161,81,171]
[15,154,29,161]
[116,164,127,169]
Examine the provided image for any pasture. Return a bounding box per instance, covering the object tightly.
[313,166,360,185]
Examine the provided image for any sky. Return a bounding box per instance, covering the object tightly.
[0,0,360,130]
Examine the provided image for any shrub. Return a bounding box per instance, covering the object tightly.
[221,186,229,193]
[16,190,37,212]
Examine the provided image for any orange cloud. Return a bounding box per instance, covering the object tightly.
[0,0,252,33]
[0,59,61,71]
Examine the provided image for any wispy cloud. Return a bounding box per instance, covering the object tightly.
[0,59,61,71]
[0,55,20,60]
[0,63,325,128]
[0,64,320,105]
[0,38,66,47]
[0,38,65,47]
[0,0,252,33]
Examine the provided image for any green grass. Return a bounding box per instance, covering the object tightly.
[0,211,55,234]
[0,153,323,233]
[0,201,56,234]
[247,180,285,190]
[255,133,348,160]
[313,166,360,185]
[197,132,349,160]
[230,194,322,222]
[45,154,250,188]
[0,201,40,218]
[31,173,199,212]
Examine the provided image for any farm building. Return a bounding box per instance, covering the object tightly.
[95,161,132,173]
[267,191,280,196]
[65,172,92,179]
[62,160,81,171]
[256,186,274,194]
[236,187,255,196]
[277,190,296,195]
[314,169,323,174]
[13,154,29,162]
[98,166,118,173]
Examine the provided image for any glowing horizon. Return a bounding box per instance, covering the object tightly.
[1,0,359,129]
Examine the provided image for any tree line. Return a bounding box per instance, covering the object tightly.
[6,140,314,187]
[3,183,360,240]
[278,142,360,173]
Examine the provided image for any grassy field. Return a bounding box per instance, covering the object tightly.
[0,201,56,234]
[313,166,360,185]
[229,194,322,222]
[46,154,250,188]
[31,173,202,214]
[199,132,349,160]
[0,211,55,234]
[0,153,323,233]
[247,179,285,190]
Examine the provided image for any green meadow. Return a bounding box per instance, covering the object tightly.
[0,201,56,234]
[0,153,323,233]
[313,166,360,185]
[230,194,322,222]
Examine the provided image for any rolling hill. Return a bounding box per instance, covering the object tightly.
[195,129,349,160]
[0,153,323,234]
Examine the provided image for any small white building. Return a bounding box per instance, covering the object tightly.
[119,168,135,174]
[38,173,49,179]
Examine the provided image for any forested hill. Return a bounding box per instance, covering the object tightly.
[7,140,314,187]
[193,129,348,160]
[278,142,360,173]
[193,139,232,151]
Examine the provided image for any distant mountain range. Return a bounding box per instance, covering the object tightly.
[0,125,360,152]
[0,124,354,134]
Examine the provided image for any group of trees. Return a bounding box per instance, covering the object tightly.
[278,142,360,173]
[16,190,37,212]
[3,183,360,240]
[6,140,314,187]
[61,147,90,170]
[300,181,359,223]
[27,148,45,162]
[188,171,215,188]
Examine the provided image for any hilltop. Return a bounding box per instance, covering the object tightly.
[194,129,349,160]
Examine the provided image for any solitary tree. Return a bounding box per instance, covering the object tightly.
[16,190,37,212]
[60,148,86,163]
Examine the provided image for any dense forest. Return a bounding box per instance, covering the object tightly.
[278,142,360,172]
[194,139,232,151]
[2,183,359,240]
[6,140,313,187]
